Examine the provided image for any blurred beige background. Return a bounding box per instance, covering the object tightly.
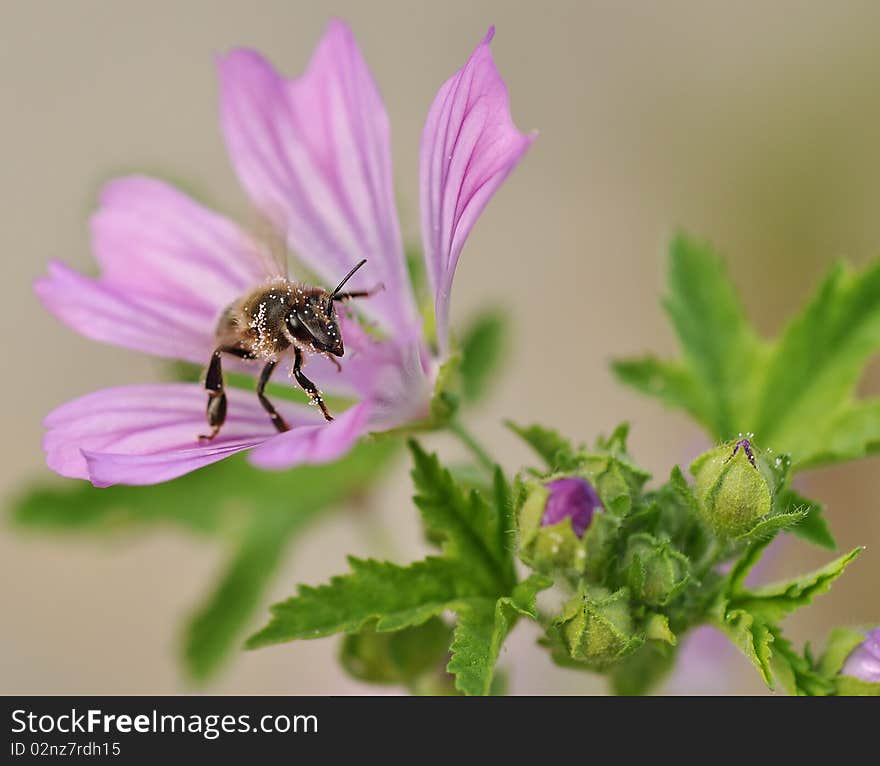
[2,0,879,694]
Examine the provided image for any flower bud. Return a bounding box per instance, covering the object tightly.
[841,628,880,684]
[518,476,603,574]
[543,477,602,536]
[690,437,772,538]
[623,532,690,607]
[557,585,642,667]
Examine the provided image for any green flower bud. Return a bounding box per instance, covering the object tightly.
[690,438,772,538]
[623,532,690,607]
[556,585,643,667]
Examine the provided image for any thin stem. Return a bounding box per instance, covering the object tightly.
[448,420,496,474]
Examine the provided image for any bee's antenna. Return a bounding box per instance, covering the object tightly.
[331,259,368,299]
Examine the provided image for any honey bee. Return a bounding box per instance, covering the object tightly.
[200,259,379,440]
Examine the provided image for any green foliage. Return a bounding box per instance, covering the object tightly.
[459,309,508,403]
[248,442,552,695]
[730,547,862,623]
[12,441,399,682]
[613,233,880,472]
[713,545,862,690]
[339,617,453,690]
[505,421,580,471]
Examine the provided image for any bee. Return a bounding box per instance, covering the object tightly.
[200,259,379,440]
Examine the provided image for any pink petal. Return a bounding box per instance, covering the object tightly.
[43,383,324,486]
[248,400,372,470]
[419,27,534,353]
[35,176,272,364]
[218,20,418,338]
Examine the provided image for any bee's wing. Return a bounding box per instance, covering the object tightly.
[250,210,290,280]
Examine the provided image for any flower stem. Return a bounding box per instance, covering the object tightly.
[448,420,496,474]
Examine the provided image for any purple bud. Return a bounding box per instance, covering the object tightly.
[542,478,603,538]
[841,628,880,683]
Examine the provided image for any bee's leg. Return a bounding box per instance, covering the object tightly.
[324,353,342,372]
[199,346,254,441]
[331,283,385,302]
[257,360,290,433]
[293,346,334,422]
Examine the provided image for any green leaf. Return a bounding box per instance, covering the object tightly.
[753,261,880,456]
[731,547,862,623]
[446,598,500,696]
[727,536,775,593]
[714,602,776,687]
[409,441,514,592]
[776,489,836,550]
[459,309,508,403]
[251,444,542,695]
[13,441,399,683]
[610,356,710,428]
[835,675,880,696]
[447,574,551,696]
[247,556,474,648]
[505,421,579,471]
[183,508,301,682]
[659,233,765,439]
[614,236,880,470]
[768,628,834,696]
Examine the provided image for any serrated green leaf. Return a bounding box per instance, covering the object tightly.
[661,234,765,439]
[447,574,551,697]
[246,556,474,648]
[459,309,508,403]
[754,262,880,453]
[614,236,880,471]
[446,598,500,696]
[797,398,880,469]
[409,441,513,593]
[715,603,776,687]
[732,547,862,623]
[505,420,579,471]
[776,489,836,550]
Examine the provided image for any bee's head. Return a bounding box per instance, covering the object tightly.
[286,291,344,356]
[285,260,368,357]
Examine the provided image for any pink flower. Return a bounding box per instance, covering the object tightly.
[36,22,532,487]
